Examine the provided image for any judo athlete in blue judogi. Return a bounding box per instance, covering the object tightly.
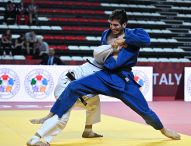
[50,34,180,139]
[50,9,180,141]
[51,28,162,127]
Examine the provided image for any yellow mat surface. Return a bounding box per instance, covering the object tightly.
[0,110,190,146]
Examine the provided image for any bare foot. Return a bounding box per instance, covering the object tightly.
[27,137,50,146]
[161,128,181,140]
[82,131,103,138]
[27,140,49,146]
[30,118,45,124]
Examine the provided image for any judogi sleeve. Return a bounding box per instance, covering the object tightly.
[93,45,113,64]
[124,28,151,47]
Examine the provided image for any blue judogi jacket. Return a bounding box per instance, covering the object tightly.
[95,28,150,90]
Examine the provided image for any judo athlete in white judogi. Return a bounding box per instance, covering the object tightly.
[27,45,116,146]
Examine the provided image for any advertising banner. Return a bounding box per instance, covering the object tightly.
[0,65,153,102]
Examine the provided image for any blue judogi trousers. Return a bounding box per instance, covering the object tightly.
[51,71,163,130]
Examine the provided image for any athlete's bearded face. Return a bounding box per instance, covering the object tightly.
[108,19,126,35]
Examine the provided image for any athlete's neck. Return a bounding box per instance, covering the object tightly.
[112,31,124,38]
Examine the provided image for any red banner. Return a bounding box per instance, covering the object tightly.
[138,62,191,100]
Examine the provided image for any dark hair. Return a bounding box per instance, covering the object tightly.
[108,9,128,24]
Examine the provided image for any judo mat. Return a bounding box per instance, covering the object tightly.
[0,110,191,146]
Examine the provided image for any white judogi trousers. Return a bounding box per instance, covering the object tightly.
[37,62,102,143]
[33,45,113,143]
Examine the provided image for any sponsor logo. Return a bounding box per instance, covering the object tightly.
[133,70,150,95]
[0,68,20,99]
[24,69,54,99]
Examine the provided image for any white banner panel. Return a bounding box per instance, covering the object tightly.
[0,65,75,102]
[184,67,191,101]
[0,65,153,102]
